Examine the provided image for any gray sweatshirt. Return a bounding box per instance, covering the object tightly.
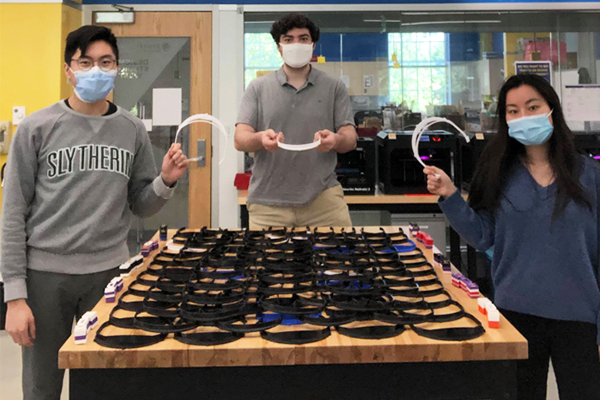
[1,101,175,301]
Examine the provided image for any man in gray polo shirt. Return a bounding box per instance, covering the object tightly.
[235,13,357,228]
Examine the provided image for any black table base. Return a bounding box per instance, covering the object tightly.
[71,359,517,400]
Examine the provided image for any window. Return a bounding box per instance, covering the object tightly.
[388,32,448,113]
[243,30,448,114]
[244,33,281,88]
[243,11,600,132]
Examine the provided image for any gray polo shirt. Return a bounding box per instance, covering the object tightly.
[237,66,355,207]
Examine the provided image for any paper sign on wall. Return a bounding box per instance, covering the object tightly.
[142,119,153,132]
[515,61,552,84]
[152,88,182,126]
[341,75,350,89]
[563,85,600,121]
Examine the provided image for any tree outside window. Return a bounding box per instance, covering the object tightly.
[243,31,448,115]
[244,33,281,88]
[388,32,447,113]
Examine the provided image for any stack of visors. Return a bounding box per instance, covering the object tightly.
[95,227,485,349]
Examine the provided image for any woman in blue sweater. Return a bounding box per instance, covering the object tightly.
[424,74,600,400]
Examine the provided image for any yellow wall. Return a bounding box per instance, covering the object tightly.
[0,3,81,212]
[61,5,83,99]
[0,4,63,121]
[504,32,551,78]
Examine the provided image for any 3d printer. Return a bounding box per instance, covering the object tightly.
[377,130,460,194]
[336,137,377,195]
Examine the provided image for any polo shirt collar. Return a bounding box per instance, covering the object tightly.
[276,66,318,88]
[276,67,287,86]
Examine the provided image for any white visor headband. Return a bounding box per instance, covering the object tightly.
[174,114,229,165]
[412,117,471,171]
[277,137,321,151]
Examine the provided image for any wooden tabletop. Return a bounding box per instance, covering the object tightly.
[59,227,527,370]
[237,190,468,205]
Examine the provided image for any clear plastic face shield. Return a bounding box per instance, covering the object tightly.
[411,117,471,177]
[174,114,230,165]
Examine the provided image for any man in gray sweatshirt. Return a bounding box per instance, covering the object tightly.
[1,26,188,400]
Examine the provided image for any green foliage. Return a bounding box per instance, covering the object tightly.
[388,33,448,112]
[242,32,448,113]
[244,33,281,88]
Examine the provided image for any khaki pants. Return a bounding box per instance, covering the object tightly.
[248,185,352,229]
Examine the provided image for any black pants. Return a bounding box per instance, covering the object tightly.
[500,309,600,400]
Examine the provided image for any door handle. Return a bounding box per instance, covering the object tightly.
[196,139,206,167]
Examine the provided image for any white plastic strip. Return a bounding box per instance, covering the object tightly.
[277,137,321,151]
[174,114,229,165]
[412,117,471,172]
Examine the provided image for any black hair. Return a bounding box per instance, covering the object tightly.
[64,25,119,65]
[468,73,590,218]
[270,13,320,44]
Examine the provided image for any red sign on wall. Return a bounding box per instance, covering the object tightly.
[524,41,567,64]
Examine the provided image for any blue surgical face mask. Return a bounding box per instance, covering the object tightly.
[70,66,117,103]
[507,110,554,146]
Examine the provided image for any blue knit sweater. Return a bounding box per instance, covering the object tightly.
[439,156,600,344]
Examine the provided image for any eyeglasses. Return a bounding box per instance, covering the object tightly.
[71,56,117,72]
